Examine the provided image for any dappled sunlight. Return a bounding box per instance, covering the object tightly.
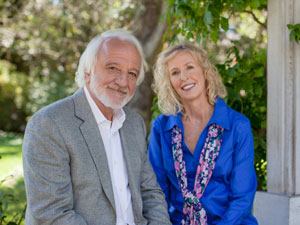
[0,132,23,181]
[1,132,25,224]
[1,177,26,225]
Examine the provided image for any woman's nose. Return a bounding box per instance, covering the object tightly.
[180,70,188,81]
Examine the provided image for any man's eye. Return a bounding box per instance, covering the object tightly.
[108,66,120,72]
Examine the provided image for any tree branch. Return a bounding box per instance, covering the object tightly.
[244,10,267,29]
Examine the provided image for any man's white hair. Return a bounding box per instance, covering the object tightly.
[75,29,148,87]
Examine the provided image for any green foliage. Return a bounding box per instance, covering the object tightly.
[287,23,300,44]
[0,179,25,225]
[0,61,30,132]
[150,96,161,122]
[0,132,25,225]
[0,0,29,22]
[216,46,267,190]
[0,132,23,180]
[0,60,77,132]
[0,178,25,225]
[164,0,267,43]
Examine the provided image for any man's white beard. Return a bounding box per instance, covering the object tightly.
[90,78,134,110]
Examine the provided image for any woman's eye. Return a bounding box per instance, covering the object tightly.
[187,65,194,70]
[129,72,137,78]
[171,71,179,76]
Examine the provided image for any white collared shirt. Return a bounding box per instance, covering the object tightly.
[84,86,135,225]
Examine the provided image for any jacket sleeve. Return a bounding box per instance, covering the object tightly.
[216,119,257,225]
[22,112,87,225]
[137,116,172,225]
[148,119,172,208]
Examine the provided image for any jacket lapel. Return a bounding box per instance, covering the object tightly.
[119,119,142,217]
[72,88,115,211]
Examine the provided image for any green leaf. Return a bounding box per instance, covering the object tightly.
[187,31,194,40]
[203,9,213,26]
[249,0,260,9]
[211,32,218,43]
[255,87,263,96]
[290,30,295,42]
[253,136,259,149]
[254,67,264,77]
[220,17,229,31]
[287,23,300,44]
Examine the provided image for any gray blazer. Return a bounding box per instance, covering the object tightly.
[22,88,171,225]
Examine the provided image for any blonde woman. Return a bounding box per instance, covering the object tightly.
[149,43,258,225]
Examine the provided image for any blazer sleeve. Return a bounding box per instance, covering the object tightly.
[22,112,88,225]
[137,116,172,225]
[216,119,257,225]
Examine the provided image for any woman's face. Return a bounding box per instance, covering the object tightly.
[167,50,207,105]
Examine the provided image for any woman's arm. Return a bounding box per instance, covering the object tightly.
[217,118,257,225]
[148,119,172,208]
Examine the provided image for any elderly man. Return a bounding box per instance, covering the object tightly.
[22,29,171,225]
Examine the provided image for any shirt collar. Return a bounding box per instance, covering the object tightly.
[83,86,126,130]
[163,113,184,132]
[210,97,230,130]
[163,97,230,132]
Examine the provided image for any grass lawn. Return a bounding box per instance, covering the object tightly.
[0,131,26,225]
[0,132,23,180]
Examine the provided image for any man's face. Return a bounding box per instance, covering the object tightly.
[86,38,141,109]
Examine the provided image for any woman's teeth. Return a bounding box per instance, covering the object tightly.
[182,83,195,90]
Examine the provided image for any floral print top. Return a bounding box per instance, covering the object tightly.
[172,124,224,225]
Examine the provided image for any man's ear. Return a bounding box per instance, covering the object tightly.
[85,72,91,84]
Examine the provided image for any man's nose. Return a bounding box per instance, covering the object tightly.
[115,72,128,87]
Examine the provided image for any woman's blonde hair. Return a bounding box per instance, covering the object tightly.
[152,42,227,115]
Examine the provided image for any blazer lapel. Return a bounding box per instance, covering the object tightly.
[72,88,115,210]
[119,120,143,217]
[120,127,140,186]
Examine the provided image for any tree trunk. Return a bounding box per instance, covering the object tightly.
[128,0,168,130]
